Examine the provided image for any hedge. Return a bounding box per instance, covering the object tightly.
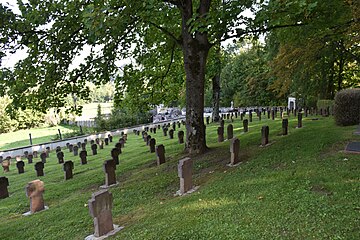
[334,88,360,126]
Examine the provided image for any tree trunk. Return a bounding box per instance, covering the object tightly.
[180,0,211,154]
[212,74,220,122]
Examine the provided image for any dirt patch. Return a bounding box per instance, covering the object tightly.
[310,185,333,196]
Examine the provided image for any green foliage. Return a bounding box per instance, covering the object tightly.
[334,88,360,126]
[105,108,151,130]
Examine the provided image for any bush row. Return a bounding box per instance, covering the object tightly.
[334,88,360,126]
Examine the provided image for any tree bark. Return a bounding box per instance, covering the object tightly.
[180,0,211,154]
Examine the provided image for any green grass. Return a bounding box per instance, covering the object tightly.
[0,115,359,240]
[79,102,113,119]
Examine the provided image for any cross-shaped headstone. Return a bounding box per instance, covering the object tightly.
[63,161,74,180]
[79,150,87,165]
[57,151,64,164]
[25,179,45,213]
[16,160,25,174]
[103,160,116,186]
[34,162,44,176]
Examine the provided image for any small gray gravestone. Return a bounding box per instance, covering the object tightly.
[123,134,128,142]
[33,151,38,158]
[227,124,233,140]
[143,132,148,142]
[172,122,176,131]
[297,113,303,128]
[27,154,33,164]
[271,110,275,120]
[91,144,98,155]
[149,138,156,153]
[153,128,156,134]
[104,138,109,145]
[229,138,240,165]
[258,112,261,121]
[243,119,248,133]
[63,161,74,180]
[178,131,184,144]
[57,151,64,164]
[34,162,44,176]
[95,138,100,145]
[2,158,10,172]
[178,122,181,129]
[40,152,47,163]
[111,148,120,165]
[103,160,117,187]
[156,145,165,165]
[80,150,87,165]
[177,158,195,195]
[25,179,46,214]
[146,135,151,146]
[86,190,122,239]
[217,127,224,142]
[73,146,79,156]
[16,160,25,174]
[69,144,74,153]
[261,126,269,146]
[282,119,288,135]
[56,146,61,153]
[0,176,9,199]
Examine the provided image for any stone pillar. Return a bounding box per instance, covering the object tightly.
[73,146,79,156]
[25,179,45,213]
[261,126,269,146]
[169,129,174,139]
[249,112,252,122]
[230,138,240,165]
[40,152,47,163]
[178,158,193,195]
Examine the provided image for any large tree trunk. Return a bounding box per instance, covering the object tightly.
[180,0,211,154]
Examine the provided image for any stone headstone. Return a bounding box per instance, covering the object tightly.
[73,146,79,156]
[178,130,184,144]
[163,128,168,137]
[91,144,98,155]
[217,127,224,142]
[153,128,156,134]
[103,160,116,187]
[243,119,248,133]
[230,137,240,165]
[81,142,87,151]
[119,138,125,148]
[297,112,303,128]
[111,148,120,165]
[25,179,45,213]
[115,143,122,153]
[95,138,100,145]
[57,151,64,164]
[34,162,44,176]
[249,112,252,122]
[261,126,269,146]
[220,120,224,128]
[282,119,288,135]
[77,142,82,148]
[2,158,10,172]
[99,140,104,149]
[45,147,50,157]
[90,140,95,145]
[227,124,233,140]
[104,138,109,145]
[40,152,47,163]
[149,138,156,153]
[27,154,33,164]
[108,135,113,143]
[80,150,87,165]
[84,139,88,144]
[178,158,193,195]
[0,176,9,199]
[156,145,165,165]
[63,161,74,180]
[69,144,74,153]
[88,190,115,237]
[16,160,25,174]
[33,151,38,158]
[24,151,29,158]
[56,146,62,153]
[169,129,174,139]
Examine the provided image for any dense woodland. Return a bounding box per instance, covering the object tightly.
[0,0,359,151]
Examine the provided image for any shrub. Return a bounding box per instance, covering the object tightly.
[334,88,360,126]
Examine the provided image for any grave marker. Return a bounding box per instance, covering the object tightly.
[261,126,269,146]
[57,151,64,164]
[80,150,87,165]
[0,177,9,199]
[227,124,233,140]
[34,162,44,176]
[178,130,184,144]
[63,161,74,180]
[25,179,45,214]
[103,160,117,187]
[156,145,165,165]
[149,138,156,153]
[230,138,240,165]
[177,158,193,195]
[217,127,224,142]
[16,160,25,174]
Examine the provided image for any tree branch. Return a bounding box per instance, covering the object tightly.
[147,20,182,46]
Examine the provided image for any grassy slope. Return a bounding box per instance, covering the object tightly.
[0,115,359,240]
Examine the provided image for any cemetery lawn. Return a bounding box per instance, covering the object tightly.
[0,125,94,151]
[0,116,359,239]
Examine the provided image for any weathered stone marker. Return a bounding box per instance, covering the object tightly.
[220,120,225,128]
[261,126,269,146]
[63,161,74,180]
[227,124,233,140]
[230,138,240,165]
[178,130,184,144]
[163,127,168,136]
[156,145,165,165]
[88,190,117,238]
[99,140,104,149]
[0,176,9,199]
[178,158,193,195]
[73,146,79,156]
[80,150,87,165]
[16,160,25,174]
[217,127,224,142]
[69,144,74,153]
[108,134,113,142]
[25,179,45,214]
[149,138,156,153]
[27,154,33,164]
[243,119,249,132]
[33,151,38,158]
[2,158,10,172]
[104,138,109,145]
[119,138,125,148]
[57,151,64,164]
[45,147,50,157]
[91,144,98,155]
[103,160,117,187]
[34,162,44,176]
[40,152,47,163]
[81,142,87,151]
[56,146,61,153]
[111,148,120,165]
[282,119,288,135]
[115,142,122,153]
[146,135,151,146]
[297,112,303,128]
[169,129,174,139]
[249,112,252,122]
